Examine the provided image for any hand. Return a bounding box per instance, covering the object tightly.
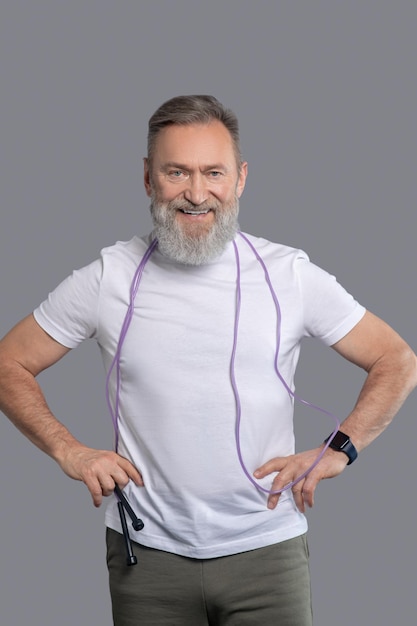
[254,446,349,513]
[58,444,144,507]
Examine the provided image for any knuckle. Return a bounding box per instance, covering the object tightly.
[303,484,315,497]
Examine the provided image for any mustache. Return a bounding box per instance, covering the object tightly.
[157,196,222,213]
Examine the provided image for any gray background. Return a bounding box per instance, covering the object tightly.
[1,2,416,624]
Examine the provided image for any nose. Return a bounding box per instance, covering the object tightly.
[183,173,209,206]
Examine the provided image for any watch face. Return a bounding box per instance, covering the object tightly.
[330,431,350,449]
[326,430,357,465]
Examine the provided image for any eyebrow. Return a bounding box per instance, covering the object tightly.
[159,161,230,172]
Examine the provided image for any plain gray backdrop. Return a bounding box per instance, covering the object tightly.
[1,2,416,624]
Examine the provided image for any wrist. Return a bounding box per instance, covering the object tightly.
[49,432,85,466]
[324,430,358,465]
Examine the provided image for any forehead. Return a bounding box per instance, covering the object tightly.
[152,121,236,168]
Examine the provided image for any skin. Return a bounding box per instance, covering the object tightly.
[255,311,417,511]
[0,315,143,507]
[144,121,247,224]
[0,122,416,512]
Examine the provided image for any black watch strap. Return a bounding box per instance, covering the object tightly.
[324,430,358,465]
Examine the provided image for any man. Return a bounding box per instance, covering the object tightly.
[0,95,415,625]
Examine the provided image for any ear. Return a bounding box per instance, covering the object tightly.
[143,158,152,197]
[236,161,248,198]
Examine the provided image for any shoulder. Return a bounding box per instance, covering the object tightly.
[237,232,310,276]
[99,235,153,266]
[32,235,154,347]
[94,234,154,282]
[238,232,307,258]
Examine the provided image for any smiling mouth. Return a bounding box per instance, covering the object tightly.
[179,208,212,215]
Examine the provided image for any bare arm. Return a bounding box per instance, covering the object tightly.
[328,311,417,449]
[0,314,143,506]
[254,310,417,511]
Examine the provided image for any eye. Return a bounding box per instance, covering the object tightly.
[208,171,222,178]
[166,170,188,182]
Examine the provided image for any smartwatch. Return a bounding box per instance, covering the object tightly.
[324,430,358,465]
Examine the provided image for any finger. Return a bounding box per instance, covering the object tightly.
[86,475,105,508]
[267,460,317,510]
[300,472,319,508]
[79,456,127,506]
[292,470,322,512]
[98,473,121,497]
[291,481,307,513]
[116,455,144,486]
[269,477,311,513]
[95,462,142,499]
[254,457,286,478]
[267,493,280,510]
[266,471,296,509]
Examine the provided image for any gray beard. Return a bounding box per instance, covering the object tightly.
[150,196,240,266]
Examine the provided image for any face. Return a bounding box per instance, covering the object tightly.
[144,121,247,265]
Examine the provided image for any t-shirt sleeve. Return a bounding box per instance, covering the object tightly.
[297,255,366,346]
[33,258,103,349]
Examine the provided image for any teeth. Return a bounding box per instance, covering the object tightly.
[182,209,210,215]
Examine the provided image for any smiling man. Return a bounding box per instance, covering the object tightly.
[146,117,247,265]
[0,95,416,625]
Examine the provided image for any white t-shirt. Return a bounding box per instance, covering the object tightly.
[34,232,366,558]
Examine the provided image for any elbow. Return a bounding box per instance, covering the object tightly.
[400,345,417,394]
[411,351,417,391]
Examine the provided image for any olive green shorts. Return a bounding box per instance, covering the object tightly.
[106,528,312,625]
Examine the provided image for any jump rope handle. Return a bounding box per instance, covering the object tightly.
[114,484,144,566]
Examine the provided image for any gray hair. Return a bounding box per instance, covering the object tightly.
[147,95,242,167]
